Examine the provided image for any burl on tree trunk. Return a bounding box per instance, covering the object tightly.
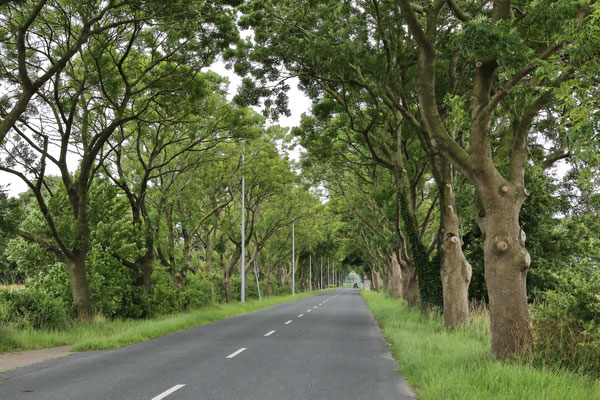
[477,179,532,358]
[439,180,472,328]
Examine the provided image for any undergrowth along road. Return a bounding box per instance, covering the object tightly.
[0,291,325,353]
[361,291,600,400]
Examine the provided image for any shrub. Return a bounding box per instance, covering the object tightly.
[0,288,69,330]
[274,282,291,296]
[531,263,600,378]
[182,273,211,309]
[86,245,148,319]
[147,267,183,315]
[207,272,227,303]
[230,275,260,300]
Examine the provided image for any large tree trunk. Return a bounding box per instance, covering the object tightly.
[371,268,382,292]
[66,252,93,322]
[136,247,154,295]
[222,246,241,303]
[476,176,532,358]
[438,162,472,328]
[390,252,403,299]
[401,259,420,308]
[205,230,214,276]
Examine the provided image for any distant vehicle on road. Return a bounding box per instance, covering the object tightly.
[353,283,358,288]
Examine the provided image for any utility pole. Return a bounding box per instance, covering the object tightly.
[241,142,245,304]
[327,258,330,288]
[320,257,323,290]
[292,221,295,295]
[333,265,335,287]
[309,251,312,292]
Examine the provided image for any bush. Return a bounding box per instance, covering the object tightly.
[531,263,600,378]
[182,273,211,309]
[86,245,148,319]
[147,267,183,315]
[0,288,69,330]
[274,282,291,296]
[207,272,227,303]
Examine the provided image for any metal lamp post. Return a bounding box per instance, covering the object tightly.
[241,142,245,304]
[309,251,312,292]
[292,221,295,295]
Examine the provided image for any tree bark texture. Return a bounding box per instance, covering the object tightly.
[396,0,534,357]
[401,259,421,308]
[66,253,93,322]
[389,252,403,299]
[476,175,532,358]
[438,163,472,328]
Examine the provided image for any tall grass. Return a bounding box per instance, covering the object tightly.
[362,291,600,400]
[0,291,319,353]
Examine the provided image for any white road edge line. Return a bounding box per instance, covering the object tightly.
[151,384,185,400]
[298,313,304,317]
[226,348,247,358]
[284,320,293,325]
[264,330,276,336]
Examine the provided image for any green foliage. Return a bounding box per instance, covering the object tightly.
[182,273,212,309]
[399,192,443,309]
[0,188,23,284]
[0,290,319,352]
[362,291,600,399]
[147,267,185,315]
[531,263,600,378]
[0,288,69,330]
[86,245,148,319]
[454,18,530,67]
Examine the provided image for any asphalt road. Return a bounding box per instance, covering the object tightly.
[0,288,416,400]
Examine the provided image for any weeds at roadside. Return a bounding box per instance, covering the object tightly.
[0,291,321,353]
[362,291,600,400]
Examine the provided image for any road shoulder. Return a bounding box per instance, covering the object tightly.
[0,346,73,373]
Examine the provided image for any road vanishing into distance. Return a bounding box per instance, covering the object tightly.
[0,289,416,400]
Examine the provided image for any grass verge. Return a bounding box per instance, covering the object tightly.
[361,291,600,400]
[0,291,320,353]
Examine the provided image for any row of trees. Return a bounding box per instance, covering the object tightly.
[233,0,600,360]
[0,1,344,323]
[1,0,599,369]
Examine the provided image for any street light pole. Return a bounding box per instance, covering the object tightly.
[241,142,245,304]
[292,221,295,295]
[320,257,323,290]
[327,258,329,288]
[309,251,312,292]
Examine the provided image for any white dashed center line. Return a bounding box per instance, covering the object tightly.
[298,313,304,317]
[152,384,185,400]
[313,306,318,309]
[307,309,312,312]
[284,320,293,325]
[264,330,276,336]
[226,348,247,359]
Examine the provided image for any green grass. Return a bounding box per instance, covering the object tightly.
[361,291,600,400]
[0,291,321,353]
